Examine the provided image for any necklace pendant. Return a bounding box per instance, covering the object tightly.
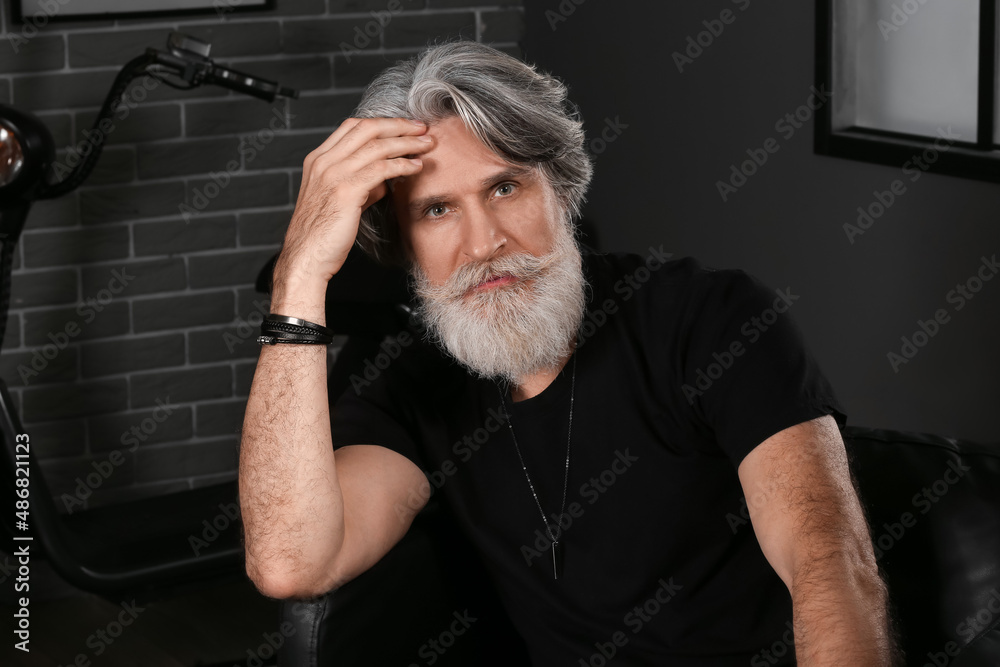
[551,540,562,579]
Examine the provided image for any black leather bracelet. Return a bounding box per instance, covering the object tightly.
[264,314,334,337]
[259,314,334,346]
[257,333,331,345]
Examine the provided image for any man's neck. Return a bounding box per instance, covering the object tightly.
[509,350,573,402]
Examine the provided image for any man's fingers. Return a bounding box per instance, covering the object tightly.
[334,117,429,157]
[306,117,429,172]
[359,157,425,209]
[346,134,435,166]
[312,117,365,155]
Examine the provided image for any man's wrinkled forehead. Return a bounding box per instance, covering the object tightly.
[389,116,536,214]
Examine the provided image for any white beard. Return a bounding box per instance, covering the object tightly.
[411,219,587,384]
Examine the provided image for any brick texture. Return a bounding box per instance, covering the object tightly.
[134,215,238,256]
[0,0,524,511]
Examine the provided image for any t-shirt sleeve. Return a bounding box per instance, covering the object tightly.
[328,361,426,472]
[676,267,847,467]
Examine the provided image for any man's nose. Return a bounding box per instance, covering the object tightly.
[460,204,506,262]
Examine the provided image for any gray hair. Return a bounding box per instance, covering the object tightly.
[352,40,594,265]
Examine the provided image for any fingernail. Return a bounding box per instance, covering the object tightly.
[417,135,433,142]
[410,118,425,125]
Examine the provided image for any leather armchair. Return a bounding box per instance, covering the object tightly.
[276,425,1000,665]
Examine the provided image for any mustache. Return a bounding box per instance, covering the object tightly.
[418,249,563,300]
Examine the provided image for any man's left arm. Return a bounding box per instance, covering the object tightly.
[738,414,899,666]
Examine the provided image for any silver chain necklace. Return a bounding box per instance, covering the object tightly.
[498,353,576,580]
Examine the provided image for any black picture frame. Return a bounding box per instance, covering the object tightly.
[11,0,276,24]
[814,0,1000,183]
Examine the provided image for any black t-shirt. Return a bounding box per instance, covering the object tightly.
[331,251,846,666]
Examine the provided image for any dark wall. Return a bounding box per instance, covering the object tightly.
[523,0,1000,443]
[0,0,523,510]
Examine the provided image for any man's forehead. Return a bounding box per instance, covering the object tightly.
[392,117,537,203]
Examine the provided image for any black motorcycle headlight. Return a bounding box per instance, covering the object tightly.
[0,105,54,207]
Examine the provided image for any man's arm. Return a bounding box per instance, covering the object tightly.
[239,117,435,599]
[738,415,899,665]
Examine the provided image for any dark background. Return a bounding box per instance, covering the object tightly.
[523,0,1000,444]
[0,0,996,516]
[0,0,522,511]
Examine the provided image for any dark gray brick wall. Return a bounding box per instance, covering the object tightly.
[0,0,524,511]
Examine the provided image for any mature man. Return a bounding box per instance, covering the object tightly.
[240,41,897,665]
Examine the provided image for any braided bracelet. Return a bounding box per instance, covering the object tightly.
[258,314,334,345]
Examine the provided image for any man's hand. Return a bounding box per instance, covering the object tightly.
[239,118,433,600]
[738,415,899,666]
[271,117,434,321]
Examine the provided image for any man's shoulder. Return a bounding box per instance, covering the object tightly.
[582,248,758,304]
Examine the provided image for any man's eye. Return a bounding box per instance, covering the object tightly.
[496,183,516,197]
[426,204,448,218]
